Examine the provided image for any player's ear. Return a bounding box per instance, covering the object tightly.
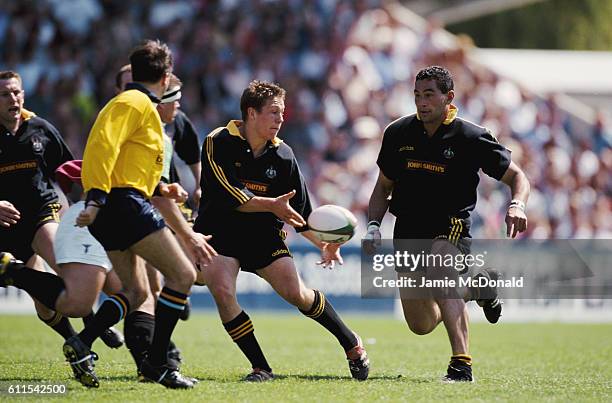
[161,72,171,91]
[248,106,256,120]
[446,90,455,104]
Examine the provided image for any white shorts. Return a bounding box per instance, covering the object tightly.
[54,201,112,272]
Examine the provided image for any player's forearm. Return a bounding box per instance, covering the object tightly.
[151,196,191,237]
[236,196,273,213]
[368,184,391,224]
[510,171,530,204]
[501,162,530,205]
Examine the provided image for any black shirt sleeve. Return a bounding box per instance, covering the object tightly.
[476,129,511,180]
[173,111,201,165]
[288,157,312,232]
[201,132,254,209]
[376,124,398,180]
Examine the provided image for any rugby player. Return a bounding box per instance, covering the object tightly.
[365,66,529,382]
[0,70,85,343]
[193,80,370,382]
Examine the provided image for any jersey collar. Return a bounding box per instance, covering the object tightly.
[124,82,162,104]
[21,108,36,121]
[226,120,283,147]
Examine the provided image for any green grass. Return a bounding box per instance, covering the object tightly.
[0,313,611,402]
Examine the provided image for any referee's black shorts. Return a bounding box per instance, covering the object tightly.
[0,201,61,262]
[198,225,292,273]
[88,188,165,251]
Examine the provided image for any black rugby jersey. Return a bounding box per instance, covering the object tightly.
[0,109,74,214]
[166,110,201,184]
[194,120,311,233]
[377,106,510,228]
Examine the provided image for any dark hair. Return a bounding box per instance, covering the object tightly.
[415,66,454,93]
[129,40,173,84]
[240,80,286,121]
[115,64,131,91]
[0,70,22,84]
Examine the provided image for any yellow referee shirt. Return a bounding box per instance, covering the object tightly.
[82,88,164,198]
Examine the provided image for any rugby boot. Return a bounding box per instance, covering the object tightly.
[442,359,474,383]
[63,335,100,388]
[472,268,503,324]
[244,368,274,382]
[100,326,124,349]
[139,358,195,389]
[0,252,23,287]
[346,334,370,381]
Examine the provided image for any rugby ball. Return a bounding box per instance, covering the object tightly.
[308,205,358,244]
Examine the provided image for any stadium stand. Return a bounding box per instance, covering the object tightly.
[0,0,609,242]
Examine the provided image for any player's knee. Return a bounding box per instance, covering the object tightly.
[405,318,436,335]
[209,283,237,307]
[62,304,92,318]
[166,266,196,291]
[176,268,196,290]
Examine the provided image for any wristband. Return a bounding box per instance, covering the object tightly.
[85,188,108,207]
[153,183,164,197]
[508,199,525,211]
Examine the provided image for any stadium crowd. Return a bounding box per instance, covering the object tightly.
[1,0,610,240]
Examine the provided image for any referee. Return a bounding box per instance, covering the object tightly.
[365,66,529,382]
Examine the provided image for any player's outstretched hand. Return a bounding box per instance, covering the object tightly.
[0,201,21,227]
[505,206,528,238]
[271,190,307,227]
[159,183,189,203]
[317,242,344,270]
[76,205,100,227]
[178,231,218,268]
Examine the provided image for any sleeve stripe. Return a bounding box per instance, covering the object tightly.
[205,135,250,203]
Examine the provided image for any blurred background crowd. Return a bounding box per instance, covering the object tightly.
[1,0,610,240]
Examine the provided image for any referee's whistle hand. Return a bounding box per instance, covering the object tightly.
[75,205,99,227]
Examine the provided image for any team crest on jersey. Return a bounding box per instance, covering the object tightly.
[443,147,454,159]
[265,165,277,179]
[31,136,43,153]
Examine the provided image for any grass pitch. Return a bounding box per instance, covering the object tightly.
[0,312,610,402]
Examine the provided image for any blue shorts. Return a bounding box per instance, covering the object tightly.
[88,188,165,251]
